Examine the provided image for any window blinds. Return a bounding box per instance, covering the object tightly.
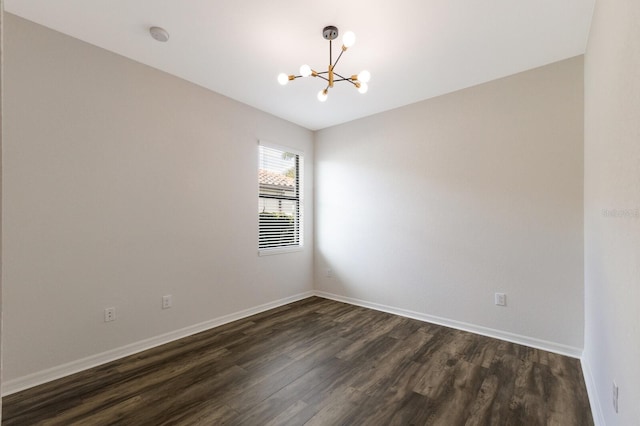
[258,144,303,251]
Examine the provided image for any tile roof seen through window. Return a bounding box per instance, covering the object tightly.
[259,169,294,188]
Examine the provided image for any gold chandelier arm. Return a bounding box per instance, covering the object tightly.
[314,74,330,83]
[329,65,334,88]
[333,72,352,81]
[332,48,346,69]
[333,73,358,87]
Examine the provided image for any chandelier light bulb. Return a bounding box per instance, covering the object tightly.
[358,70,371,83]
[342,31,356,48]
[300,64,312,77]
[317,89,328,102]
[278,73,289,85]
[358,82,369,94]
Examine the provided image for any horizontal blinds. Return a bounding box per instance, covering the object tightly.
[258,144,303,250]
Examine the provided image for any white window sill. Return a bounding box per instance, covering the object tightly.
[258,246,304,256]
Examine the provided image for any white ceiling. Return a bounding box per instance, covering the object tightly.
[4,0,594,130]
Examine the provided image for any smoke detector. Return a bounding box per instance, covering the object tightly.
[149,26,170,42]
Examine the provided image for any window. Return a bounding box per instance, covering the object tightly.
[258,142,303,253]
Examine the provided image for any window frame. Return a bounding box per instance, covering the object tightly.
[258,141,304,256]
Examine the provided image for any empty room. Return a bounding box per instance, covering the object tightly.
[0,0,638,425]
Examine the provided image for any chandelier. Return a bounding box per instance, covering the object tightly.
[278,26,370,102]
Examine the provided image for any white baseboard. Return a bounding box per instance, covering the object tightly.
[581,356,605,426]
[2,291,314,396]
[313,290,583,358]
[3,289,584,396]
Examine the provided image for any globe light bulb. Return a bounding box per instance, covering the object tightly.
[300,64,312,77]
[358,82,368,94]
[317,89,328,102]
[278,73,289,85]
[342,31,356,48]
[358,70,371,83]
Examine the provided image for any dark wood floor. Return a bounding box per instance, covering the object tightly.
[3,297,593,425]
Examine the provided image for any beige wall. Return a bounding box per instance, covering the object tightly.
[315,56,584,353]
[583,0,640,424]
[2,14,314,389]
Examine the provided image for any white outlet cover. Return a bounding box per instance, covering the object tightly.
[162,295,172,309]
[104,307,116,322]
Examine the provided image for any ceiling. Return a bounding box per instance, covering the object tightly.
[4,0,595,130]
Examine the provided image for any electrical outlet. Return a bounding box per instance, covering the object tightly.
[162,295,172,309]
[494,293,506,306]
[327,269,334,278]
[104,307,116,322]
[612,381,619,413]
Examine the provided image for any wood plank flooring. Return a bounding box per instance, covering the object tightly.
[2,297,593,425]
